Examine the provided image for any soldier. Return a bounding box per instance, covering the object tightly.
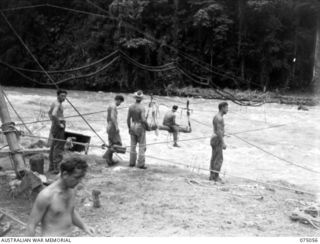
[103,95,124,166]
[127,91,148,169]
[163,105,180,147]
[27,156,94,236]
[209,102,228,182]
[48,90,67,174]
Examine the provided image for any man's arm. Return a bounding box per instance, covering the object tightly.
[48,103,54,120]
[27,192,50,236]
[110,106,118,131]
[127,107,131,130]
[141,107,148,127]
[72,208,94,236]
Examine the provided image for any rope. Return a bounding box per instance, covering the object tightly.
[0,144,8,150]
[2,50,119,74]
[15,109,109,126]
[0,61,48,85]
[145,154,317,196]
[120,51,175,72]
[0,122,288,154]
[0,208,26,226]
[1,2,267,93]
[85,0,266,105]
[189,117,320,175]
[0,4,47,12]
[48,56,119,85]
[1,124,317,196]
[15,106,128,127]
[1,56,119,86]
[0,11,107,146]
[232,134,320,175]
[176,65,210,86]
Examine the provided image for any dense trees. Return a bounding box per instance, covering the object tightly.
[0,0,318,93]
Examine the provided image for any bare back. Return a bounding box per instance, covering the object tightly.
[128,103,146,124]
[163,111,176,126]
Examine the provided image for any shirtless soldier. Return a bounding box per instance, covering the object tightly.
[27,156,94,236]
[127,90,148,169]
[209,102,228,182]
[48,90,67,174]
[103,95,124,166]
[163,105,180,147]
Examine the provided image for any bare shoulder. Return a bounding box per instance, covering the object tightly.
[108,104,115,111]
[213,114,222,121]
[50,101,57,108]
[34,185,53,206]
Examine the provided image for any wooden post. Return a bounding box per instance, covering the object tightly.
[0,85,26,176]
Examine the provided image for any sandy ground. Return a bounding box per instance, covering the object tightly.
[0,87,320,236]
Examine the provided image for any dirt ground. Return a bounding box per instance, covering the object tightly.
[0,87,320,236]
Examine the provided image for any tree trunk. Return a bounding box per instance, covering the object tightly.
[118,1,128,89]
[238,0,245,57]
[260,61,269,92]
[173,0,182,84]
[284,29,298,90]
[313,15,320,93]
[238,0,246,84]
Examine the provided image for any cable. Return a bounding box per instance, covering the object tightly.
[0,2,267,91]
[0,4,47,12]
[189,117,320,175]
[85,1,264,96]
[0,144,8,150]
[145,154,317,196]
[120,50,175,72]
[232,134,320,175]
[0,61,49,85]
[15,109,108,126]
[1,56,119,86]
[2,2,266,106]
[176,64,210,86]
[0,11,107,145]
[15,106,129,127]
[50,56,119,85]
[3,50,119,74]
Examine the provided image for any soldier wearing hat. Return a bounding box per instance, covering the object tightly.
[127,90,148,169]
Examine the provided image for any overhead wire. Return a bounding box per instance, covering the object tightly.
[2,2,266,107]
[119,50,175,72]
[0,10,107,145]
[1,55,119,86]
[84,0,265,106]
[2,49,119,74]
[189,116,320,175]
[145,154,317,196]
[1,2,318,192]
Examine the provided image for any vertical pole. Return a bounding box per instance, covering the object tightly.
[0,85,26,176]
